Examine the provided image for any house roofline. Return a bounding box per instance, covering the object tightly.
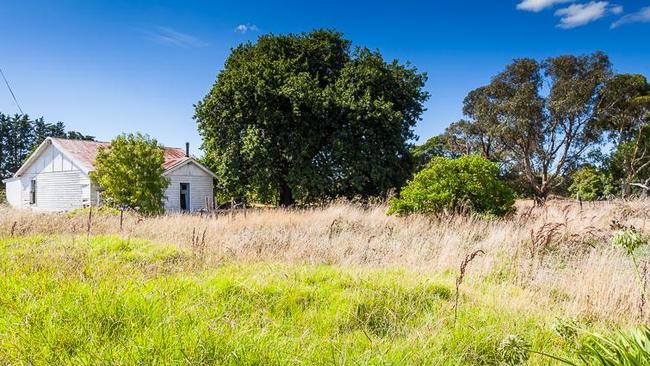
[12,137,93,178]
[162,157,217,179]
[9,137,215,180]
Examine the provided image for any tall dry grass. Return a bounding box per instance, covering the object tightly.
[1,199,649,324]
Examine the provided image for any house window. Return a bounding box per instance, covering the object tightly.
[30,179,37,204]
[180,183,190,211]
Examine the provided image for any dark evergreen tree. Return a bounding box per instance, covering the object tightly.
[0,112,94,181]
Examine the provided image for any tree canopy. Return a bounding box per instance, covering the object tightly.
[195,29,428,206]
[0,113,94,181]
[411,52,613,203]
[90,133,169,215]
[597,74,650,195]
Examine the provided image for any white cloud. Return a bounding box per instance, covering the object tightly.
[611,5,624,15]
[611,6,650,28]
[517,0,574,12]
[235,24,259,34]
[554,1,615,28]
[144,26,208,48]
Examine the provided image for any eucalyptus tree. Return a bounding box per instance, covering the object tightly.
[597,74,650,196]
[459,52,612,203]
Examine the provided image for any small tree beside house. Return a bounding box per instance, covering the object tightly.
[90,133,169,215]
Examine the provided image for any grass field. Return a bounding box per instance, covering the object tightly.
[1,200,649,364]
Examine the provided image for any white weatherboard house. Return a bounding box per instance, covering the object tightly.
[2,137,216,212]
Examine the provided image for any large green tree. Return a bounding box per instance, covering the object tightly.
[597,74,650,196]
[90,133,169,215]
[195,30,428,206]
[449,52,612,203]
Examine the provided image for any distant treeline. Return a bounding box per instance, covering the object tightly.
[0,113,94,181]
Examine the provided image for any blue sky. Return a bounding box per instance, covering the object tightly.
[1,1,649,155]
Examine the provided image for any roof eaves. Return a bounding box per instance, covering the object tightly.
[162,157,217,179]
[12,137,53,178]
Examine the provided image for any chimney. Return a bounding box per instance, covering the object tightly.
[185,142,190,157]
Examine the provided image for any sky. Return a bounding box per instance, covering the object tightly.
[1,0,649,155]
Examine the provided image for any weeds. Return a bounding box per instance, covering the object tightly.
[497,335,530,365]
[454,249,484,324]
[534,325,650,365]
[2,199,650,324]
[0,235,559,365]
[611,220,649,319]
[578,327,650,365]
[190,227,207,256]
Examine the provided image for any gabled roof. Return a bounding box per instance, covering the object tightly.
[10,137,208,178]
[50,138,188,171]
[163,158,217,179]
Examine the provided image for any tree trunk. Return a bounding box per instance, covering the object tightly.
[622,180,631,199]
[278,180,294,207]
[533,184,549,206]
[278,161,294,207]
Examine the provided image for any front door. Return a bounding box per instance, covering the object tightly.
[180,183,190,211]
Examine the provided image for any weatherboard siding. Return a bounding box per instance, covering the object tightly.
[5,179,22,207]
[164,163,214,212]
[25,143,81,175]
[4,142,90,210]
[30,171,90,212]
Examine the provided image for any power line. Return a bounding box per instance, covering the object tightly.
[0,68,24,115]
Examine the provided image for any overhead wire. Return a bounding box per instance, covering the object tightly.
[0,68,24,114]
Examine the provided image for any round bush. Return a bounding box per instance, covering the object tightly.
[388,155,515,217]
[568,166,616,201]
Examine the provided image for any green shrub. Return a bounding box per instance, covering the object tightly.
[612,228,648,255]
[568,166,616,201]
[90,133,169,215]
[388,155,515,217]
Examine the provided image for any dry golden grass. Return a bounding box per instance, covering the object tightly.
[2,199,649,325]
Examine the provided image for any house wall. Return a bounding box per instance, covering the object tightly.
[5,179,22,207]
[32,171,90,212]
[164,162,214,212]
[12,142,91,211]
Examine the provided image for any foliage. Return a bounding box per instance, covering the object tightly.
[611,227,647,256]
[597,74,650,197]
[195,29,429,206]
[388,155,515,216]
[497,335,530,366]
[577,327,650,365]
[452,52,612,202]
[611,224,649,319]
[410,135,453,171]
[90,133,169,215]
[568,166,616,201]
[0,112,94,180]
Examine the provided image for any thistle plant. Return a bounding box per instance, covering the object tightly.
[552,318,579,343]
[498,335,530,366]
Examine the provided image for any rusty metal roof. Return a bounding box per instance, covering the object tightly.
[51,138,189,171]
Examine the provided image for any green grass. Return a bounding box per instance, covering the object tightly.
[0,235,610,365]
